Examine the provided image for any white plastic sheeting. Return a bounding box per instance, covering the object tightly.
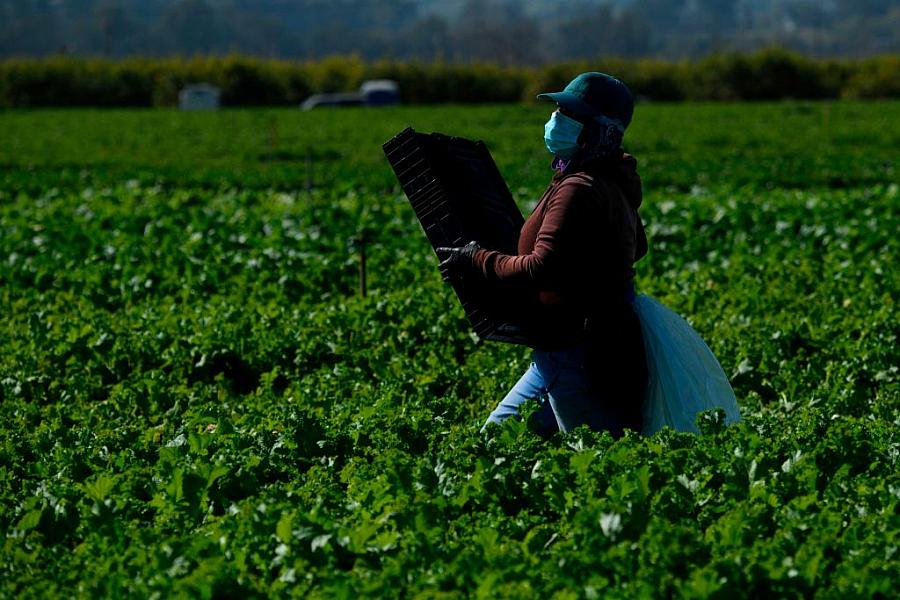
[634,294,742,435]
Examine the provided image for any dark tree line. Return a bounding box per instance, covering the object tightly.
[1,0,898,61]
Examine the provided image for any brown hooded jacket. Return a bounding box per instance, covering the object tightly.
[473,152,648,350]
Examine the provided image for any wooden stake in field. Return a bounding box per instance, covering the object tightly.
[354,232,368,298]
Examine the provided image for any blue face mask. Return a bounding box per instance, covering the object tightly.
[544,111,583,159]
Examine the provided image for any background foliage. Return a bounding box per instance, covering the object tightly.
[1,0,898,61]
[0,102,898,597]
[1,51,899,109]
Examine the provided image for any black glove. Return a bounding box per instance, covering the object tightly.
[436,240,481,281]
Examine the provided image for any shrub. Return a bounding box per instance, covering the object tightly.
[842,55,900,99]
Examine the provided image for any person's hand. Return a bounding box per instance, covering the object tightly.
[436,240,481,282]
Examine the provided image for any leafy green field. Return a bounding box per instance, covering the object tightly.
[1,103,898,598]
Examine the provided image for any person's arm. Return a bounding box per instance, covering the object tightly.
[473,180,590,287]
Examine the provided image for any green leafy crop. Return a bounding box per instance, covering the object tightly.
[0,102,897,598]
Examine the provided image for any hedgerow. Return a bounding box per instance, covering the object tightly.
[0,49,898,108]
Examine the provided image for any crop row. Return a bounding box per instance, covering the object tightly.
[2,175,897,596]
[2,103,898,196]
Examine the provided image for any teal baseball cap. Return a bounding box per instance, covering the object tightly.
[537,72,634,130]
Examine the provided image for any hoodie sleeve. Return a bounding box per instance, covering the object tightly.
[472,178,589,286]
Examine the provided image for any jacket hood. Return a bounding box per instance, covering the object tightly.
[613,153,643,210]
[578,152,642,210]
[618,153,648,262]
[590,152,647,263]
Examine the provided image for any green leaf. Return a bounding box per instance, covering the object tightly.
[15,509,43,532]
[83,475,116,503]
[276,512,293,544]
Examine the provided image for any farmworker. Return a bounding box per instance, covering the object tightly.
[437,72,648,438]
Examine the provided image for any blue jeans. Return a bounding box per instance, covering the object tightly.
[482,345,626,436]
